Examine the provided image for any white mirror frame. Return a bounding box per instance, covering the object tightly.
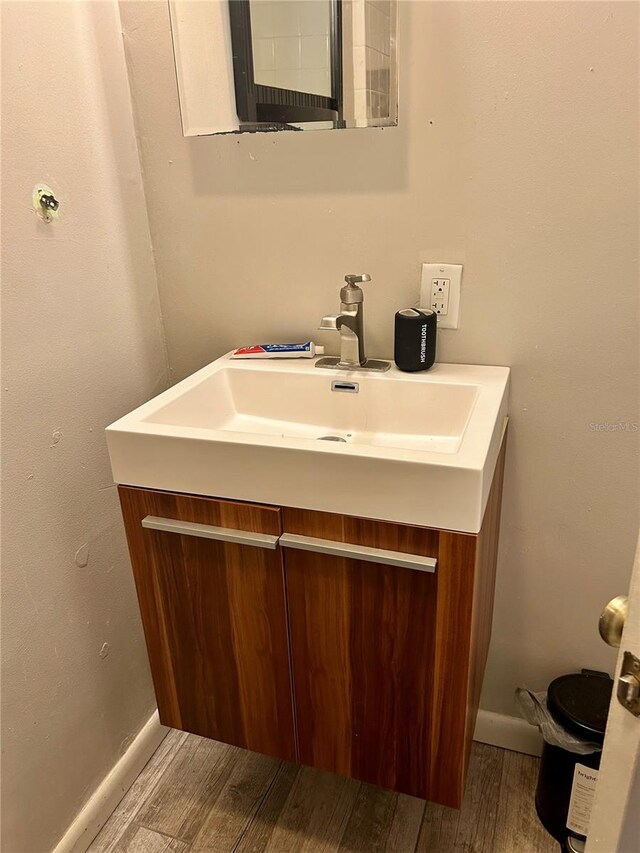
[169,0,240,136]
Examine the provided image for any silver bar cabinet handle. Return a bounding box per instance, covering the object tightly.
[279,532,437,573]
[141,516,280,550]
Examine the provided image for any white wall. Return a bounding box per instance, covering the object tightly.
[121,0,639,718]
[1,3,168,851]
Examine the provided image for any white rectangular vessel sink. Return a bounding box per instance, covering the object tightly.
[107,354,509,533]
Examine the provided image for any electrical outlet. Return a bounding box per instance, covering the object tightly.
[431,278,450,315]
[420,263,463,329]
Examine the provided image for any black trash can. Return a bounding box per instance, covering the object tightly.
[535,669,613,852]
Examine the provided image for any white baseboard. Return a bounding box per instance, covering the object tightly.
[474,709,543,757]
[52,710,168,853]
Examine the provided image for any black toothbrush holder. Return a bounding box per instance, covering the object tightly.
[394,308,437,372]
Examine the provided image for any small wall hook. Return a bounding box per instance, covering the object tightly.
[40,193,59,212]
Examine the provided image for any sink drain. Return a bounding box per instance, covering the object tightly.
[318,435,347,442]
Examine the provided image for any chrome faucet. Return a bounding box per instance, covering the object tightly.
[316,274,390,372]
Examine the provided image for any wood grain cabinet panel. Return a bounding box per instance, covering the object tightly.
[284,536,439,798]
[118,487,296,763]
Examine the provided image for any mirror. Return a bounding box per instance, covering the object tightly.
[169,0,398,136]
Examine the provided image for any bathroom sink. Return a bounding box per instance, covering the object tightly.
[106,354,509,533]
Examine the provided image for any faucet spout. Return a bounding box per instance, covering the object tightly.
[319,314,339,331]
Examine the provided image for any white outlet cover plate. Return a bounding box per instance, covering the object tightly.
[420,263,463,329]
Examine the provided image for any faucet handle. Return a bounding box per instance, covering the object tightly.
[344,274,371,285]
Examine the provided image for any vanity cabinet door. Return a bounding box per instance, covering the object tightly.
[282,436,506,808]
[118,486,296,763]
[282,510,440,800]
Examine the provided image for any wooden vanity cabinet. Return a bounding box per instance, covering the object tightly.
[118,438,506,809]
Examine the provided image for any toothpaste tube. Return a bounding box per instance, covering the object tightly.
[231,342,324,359]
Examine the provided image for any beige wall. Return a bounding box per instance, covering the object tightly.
[122,0,639,718]
[1,2,168,851]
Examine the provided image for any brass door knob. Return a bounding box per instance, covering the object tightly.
[599,595,628,647]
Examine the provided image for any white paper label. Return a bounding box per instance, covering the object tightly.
[567,763,599,836]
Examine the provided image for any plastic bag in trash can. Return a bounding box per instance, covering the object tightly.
[515,688,602,754]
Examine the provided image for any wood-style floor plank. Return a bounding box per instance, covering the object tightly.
[188,748,282,851]
[89,729,187,853]
[337,783,401,852]
[450,742,504,853]
[383,794,426,852]
[133,734,236,842]
[493,750,557,853]
[247,765,361,853]
[90,733,555,853]
[231,762,300,852]
[123,826,189,853]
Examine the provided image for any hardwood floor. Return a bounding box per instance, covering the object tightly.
[89,732,558,852]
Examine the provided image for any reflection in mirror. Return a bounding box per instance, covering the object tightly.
[343,0,397,129]
[229,0,342,127]
[251,2,334,98]
[237,0,398,130]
